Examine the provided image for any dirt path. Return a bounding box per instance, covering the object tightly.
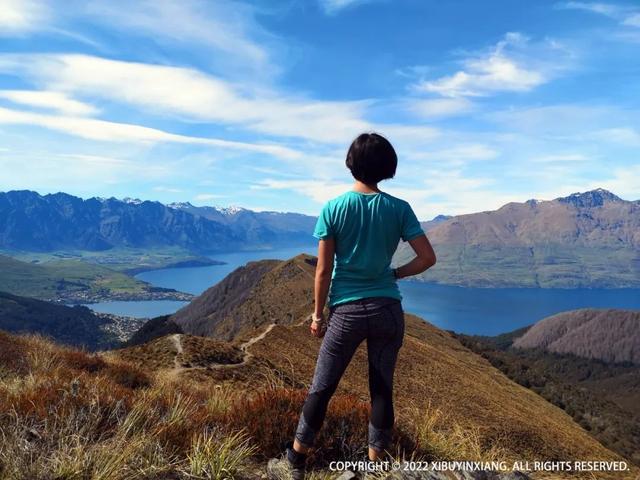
[167,321,287,376]
[170,334,183,370]
[240,323,277,351]
[166,315,313,378]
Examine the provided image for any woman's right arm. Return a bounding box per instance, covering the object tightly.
[395,234,436,279]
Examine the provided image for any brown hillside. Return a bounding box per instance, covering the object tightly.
[171,255,317,341]
[393,189,640,287]
[513,309,640,364]
[126,254,637,476]
[425,189,640,248]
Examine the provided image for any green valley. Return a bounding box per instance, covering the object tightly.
[0,254,192,304]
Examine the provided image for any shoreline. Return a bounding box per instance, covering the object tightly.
[54,289,194,305]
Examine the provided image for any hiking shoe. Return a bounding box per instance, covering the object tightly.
[266,441,307,480]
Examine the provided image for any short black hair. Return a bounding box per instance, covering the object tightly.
[345,132,397,184]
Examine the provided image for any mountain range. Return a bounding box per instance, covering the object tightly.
[2,188,639,288]
[0,190,316,253]
[395,188,640,287]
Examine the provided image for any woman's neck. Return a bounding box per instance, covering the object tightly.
[353,180,381,193]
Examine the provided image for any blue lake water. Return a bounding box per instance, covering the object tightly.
[87,244,640,335]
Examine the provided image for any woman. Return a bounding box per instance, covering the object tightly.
[268,132,436,480]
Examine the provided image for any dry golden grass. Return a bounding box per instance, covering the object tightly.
[241,314,637,479]
[3,246,638,480]
[0,330,423,479]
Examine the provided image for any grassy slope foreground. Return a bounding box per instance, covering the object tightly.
[130,254,634,478]
[0,254,191,303]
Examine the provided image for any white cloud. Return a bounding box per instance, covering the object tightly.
[0,53,373,144]
[0,0,49,35]
[0,106,301,159]
[83,0,272,69]
[250,170,518,220]
[407,144,498,164]
[0,151,169,190]
[0,52,446,146]
[623,13,640,27]
[154,186,183,193]
[485,104,619,135]
[592,127,640,146]
[318,0,371,14]
[412,33,562,98]
[531,153,589,163]
[586,166,640,200]
[557,2,619,16]
[0,90,98,116]
[407,98,475,119]
[194,193,226,201]
[382,170,518,219]
[557,2,640,29]
[251,179,353,204]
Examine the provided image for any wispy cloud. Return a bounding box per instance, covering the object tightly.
[0,151,170,191]
[557,1,620,16]
[531,153,589,163]
[251,179,353,204]
[0,53,373,144]
[0,90,98,116]
[557,1,640,28]
[83,0,274,71]
[0,106,301,159]
[194,193,226,201]
[154,186,183,193]
[592,127,640,146]
[407,98,475,119]
[412,33,568,98]
[0,0,50,35]
[317,0,374,14]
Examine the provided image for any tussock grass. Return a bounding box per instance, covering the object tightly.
[402,402,508,463]
[183,429,257,479]
[0,332,427,478]
[2,329,633,480]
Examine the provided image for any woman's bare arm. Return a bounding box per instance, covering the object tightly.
[395,234,436,279]
[311,238,335,336]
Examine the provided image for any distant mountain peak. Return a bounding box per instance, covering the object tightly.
[168,201,194,210]
[122,197,143,205]
[557,188,622,208]
[216,205,246,215]
[432,214,452,222]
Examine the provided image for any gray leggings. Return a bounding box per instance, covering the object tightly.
[294,296,405,453]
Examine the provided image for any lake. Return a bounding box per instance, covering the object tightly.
[87,244,640,336]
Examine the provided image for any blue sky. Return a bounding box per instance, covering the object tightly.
[0,0,639,219]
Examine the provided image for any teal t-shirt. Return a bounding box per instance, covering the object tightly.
[313,190,425,307]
